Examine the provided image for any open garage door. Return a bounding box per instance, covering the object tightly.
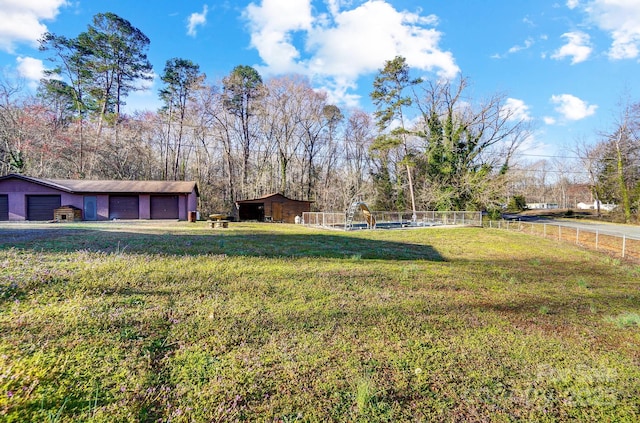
[27,195,61,221]
[0,195,8,221]
[109,196,139,219]
[150,195,179,219]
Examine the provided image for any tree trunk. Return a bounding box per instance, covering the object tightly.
[615,133,632,223]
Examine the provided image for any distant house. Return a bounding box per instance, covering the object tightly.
[566,183,592,207]
[526,202,559,210]
[236,193,312,223]
[0,174,198,221]
[577,200,617,212]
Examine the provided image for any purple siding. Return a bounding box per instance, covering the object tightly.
[187,192,198,219]
[97,195,109,220]
[0,176,199,221]
[139,194,151,219]
[0,180,70,221]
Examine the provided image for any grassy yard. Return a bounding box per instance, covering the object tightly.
[0,221,639,422]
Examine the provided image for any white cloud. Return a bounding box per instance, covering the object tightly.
[16,56,62,89]
[503,98,532,122]
[244,0,459,106]
[508,38,534,54]
[492,37,535,59]
[551,31,592,64]
[543,116,557,125]
[551,94,597,120]
[244,0,313,74]
[187,5,209,37]
[516,131,553,158]
[566,0,580,10]
[580,0,640,59]
[0,0,67,53]
[16,56,46,81]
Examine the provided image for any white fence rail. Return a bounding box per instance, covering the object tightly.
[487,220,640,262]
[302,211,483,230]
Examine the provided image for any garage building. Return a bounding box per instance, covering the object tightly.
[0,174,198,221]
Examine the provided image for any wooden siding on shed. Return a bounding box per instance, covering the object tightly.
[237,194,312,223]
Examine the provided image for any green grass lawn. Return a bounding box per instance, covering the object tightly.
[1,221,639,422]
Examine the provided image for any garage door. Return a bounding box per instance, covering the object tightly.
[27,195,61,221]
[0,195,8,221]
[109,196,139,219]
[150,195,179,219]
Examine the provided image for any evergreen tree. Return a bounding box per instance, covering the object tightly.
[370,56,422,218]
[222,65,263,185]
[159,58,204,180]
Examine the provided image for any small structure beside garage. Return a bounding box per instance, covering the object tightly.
[54,205,82,222]
[236,193,312,223]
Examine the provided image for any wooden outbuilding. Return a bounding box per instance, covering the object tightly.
[54,205,82,222]
[236,193,312,223]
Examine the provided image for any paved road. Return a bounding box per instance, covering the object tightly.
[502,214,640,239]
[545,219,640,239]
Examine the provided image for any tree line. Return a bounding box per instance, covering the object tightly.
[0,12,638,221]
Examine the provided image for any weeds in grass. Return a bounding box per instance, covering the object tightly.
[538,305,550,315]
[355,377,375,414]
[606,312,640,327]
[602,256,622,266]
[115,241,128,255]
[577,277,589,289]
[44,397,68,423]
[354,376,390,419]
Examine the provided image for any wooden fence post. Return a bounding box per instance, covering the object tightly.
[558,225,561,241]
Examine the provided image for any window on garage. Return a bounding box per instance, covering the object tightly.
[109,196,139,219]
[26,195,61,221]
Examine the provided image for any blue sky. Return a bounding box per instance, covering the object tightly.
[1,0,640,159]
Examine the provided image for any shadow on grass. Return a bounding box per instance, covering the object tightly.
[0,226,444,261]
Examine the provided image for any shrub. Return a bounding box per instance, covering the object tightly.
[506,195,526,212]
